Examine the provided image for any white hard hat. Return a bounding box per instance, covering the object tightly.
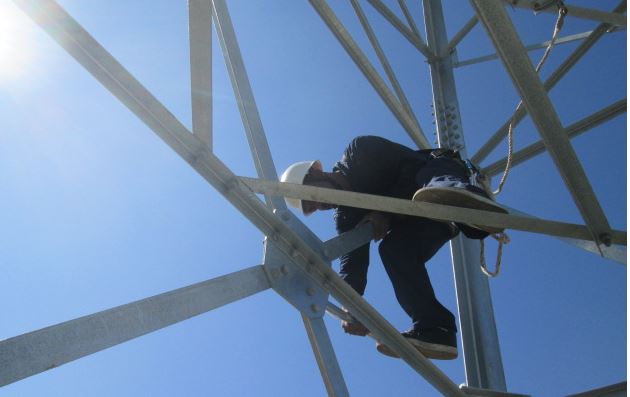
[280,160,322,212]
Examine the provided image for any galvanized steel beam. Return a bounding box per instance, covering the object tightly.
[460,385,530,397]
[12,1,464,394]
[366,0,433,58]
[504,0,626,27]
[454,30,618,68]
[212,0,286,210]
[0,265,271,386]
[470,0,613,246]
[239,177,627,245]
[483,99,627,176]
[309,0,431,149]
[397,0,421,37]
[566,381,627,397]
[502,205,627,265]
[302,316,350,397]
[350,0,422,135]
[446,16,478,55]
[471,0,626,164]
[322,222,373,262]
[423,0,506,390]
[188,0,213,149]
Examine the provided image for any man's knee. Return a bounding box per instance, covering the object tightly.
[378,237,399,268]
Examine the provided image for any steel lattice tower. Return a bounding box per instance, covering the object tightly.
[1,1,626,396]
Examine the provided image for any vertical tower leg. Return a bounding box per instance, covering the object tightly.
[422,0,507,391]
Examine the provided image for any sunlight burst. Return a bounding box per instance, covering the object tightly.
[0,2,36,82]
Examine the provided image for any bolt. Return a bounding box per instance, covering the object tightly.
[310,304,320,313]
[306,287,316,296]
[599,233,612,247]
[270,268,282,279]
[280,264,289,275]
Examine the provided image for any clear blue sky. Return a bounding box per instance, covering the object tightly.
[0,1,626,396]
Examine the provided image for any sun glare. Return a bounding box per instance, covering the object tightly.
[0,2,36,82]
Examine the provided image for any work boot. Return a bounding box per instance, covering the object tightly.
[412,186,508,235]
[376,327,458,360]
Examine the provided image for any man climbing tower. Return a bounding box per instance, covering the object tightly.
[280,135,506,360]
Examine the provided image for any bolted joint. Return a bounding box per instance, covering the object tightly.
[598,233,612,247]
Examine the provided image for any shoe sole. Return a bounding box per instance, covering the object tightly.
[412,187,507,234]
[376,340,458,360]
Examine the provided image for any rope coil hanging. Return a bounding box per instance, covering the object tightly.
[480,2,568,277]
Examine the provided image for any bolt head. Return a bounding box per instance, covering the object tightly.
[599,233,613,247]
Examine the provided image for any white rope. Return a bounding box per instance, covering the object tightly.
[480,232,511,277]
[492,3,568,196]
[481,3,568,278]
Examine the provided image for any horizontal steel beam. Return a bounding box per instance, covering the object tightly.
[460,385,530,397]
[483,98,627,176]
[13,1,464,394]
[501,205,627,265]
[239,177,626,245]
[310,0,431,149]
[454,29,618,68]
[0,265,271,386]
[471,0,626,164]
[504,0,626,27]
[471,0,613,246]
[366,0,433,58]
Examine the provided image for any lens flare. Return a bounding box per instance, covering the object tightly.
[0,2,36,82]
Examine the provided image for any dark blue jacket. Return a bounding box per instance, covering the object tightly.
[333,136,433,295]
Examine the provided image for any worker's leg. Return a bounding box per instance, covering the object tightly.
[378,216,456,332]
[376,216,459,359]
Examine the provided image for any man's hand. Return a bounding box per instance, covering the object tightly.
[341,308,370,336]
[360,211,391,241]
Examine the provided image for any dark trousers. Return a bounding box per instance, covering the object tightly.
[378,217,456,332]
[376,156,475,332]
